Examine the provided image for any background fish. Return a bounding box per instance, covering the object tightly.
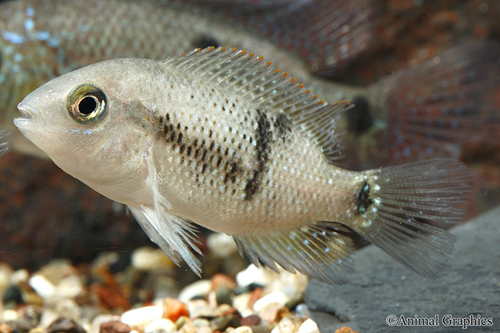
[14,48,470,284]
[0,0,374,157]
[1,0,498,166]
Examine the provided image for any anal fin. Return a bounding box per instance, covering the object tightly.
[233,221,358,284]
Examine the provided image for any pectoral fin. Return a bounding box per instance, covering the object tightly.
[130,206,202,276]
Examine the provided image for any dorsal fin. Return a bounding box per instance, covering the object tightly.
[162,47,352,163]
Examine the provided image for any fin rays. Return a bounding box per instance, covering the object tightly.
[234,222,357,284]
[352,158,469,279]
[163,47,351,163]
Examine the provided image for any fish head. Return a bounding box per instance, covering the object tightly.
[14,59,157,202]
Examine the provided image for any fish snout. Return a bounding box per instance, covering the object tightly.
[16,101,40,120]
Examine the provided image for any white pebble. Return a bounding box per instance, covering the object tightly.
[232,293,253,318]
[236,264,276,287]
[132,247,174,271]
[253,291,286,312]
[145,318,176,333]
[178,279,212,304]
[235,326,253,333]
[207,233,238,258]
[11,269,29,284]
[57,275,83,298]
[40,309,60,328]
[121,306,163,328]
[298,319,320,333]
[29,274,56,299]
[55,298,81,321]
[2,309,18,321]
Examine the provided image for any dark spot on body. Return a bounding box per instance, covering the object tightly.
[273,114,292,142]
[354,181,373,215]
[348,96,373,136]
[243,110,273,201]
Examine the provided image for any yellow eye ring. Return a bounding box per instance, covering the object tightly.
[67,84,107,124]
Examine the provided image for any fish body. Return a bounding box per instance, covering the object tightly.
[15,47,470,283]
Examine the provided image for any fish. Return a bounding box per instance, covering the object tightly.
[0,0,373,156]
[14,47,471,284]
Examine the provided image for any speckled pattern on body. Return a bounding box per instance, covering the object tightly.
[14,47,470,284]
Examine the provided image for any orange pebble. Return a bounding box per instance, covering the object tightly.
[163,297,190,322]
[247,287,262,310]
[211,273,237,291]
[335,326,358,333]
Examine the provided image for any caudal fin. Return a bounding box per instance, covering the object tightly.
[351,159,470,279]
[365,41,500,164]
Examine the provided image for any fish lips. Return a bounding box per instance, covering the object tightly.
[14,101,42,135]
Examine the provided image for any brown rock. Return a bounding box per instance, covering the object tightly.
[89,283,130,311]
[0,323,13,333]
[211,273,237,291]
[240,315,261,326]
[46,317,85,333]
[99,320,131,333]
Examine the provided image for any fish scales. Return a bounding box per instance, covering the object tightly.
[15,47,471,284]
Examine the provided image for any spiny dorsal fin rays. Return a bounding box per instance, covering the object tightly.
[162,47,352,163]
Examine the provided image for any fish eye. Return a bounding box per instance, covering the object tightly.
[67,84,107,124]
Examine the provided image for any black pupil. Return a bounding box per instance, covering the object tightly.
[79,96,98,115]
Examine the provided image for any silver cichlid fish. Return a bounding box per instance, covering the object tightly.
[15,47,470,283]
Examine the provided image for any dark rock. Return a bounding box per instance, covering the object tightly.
[305,207,500,333]
[233,282,264,296]
[5,318,35,333]
[99,320,131,333]
[2,284,24,306]
[210,314,241,331]
[215,285,233,306]
[46,317,86,333]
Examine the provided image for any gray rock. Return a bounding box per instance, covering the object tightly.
[305,206,500,333]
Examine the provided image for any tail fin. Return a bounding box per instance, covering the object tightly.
[351,159,470,278]
[365,41,500,165]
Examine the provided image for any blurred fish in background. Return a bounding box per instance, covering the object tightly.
[0,0,499,269]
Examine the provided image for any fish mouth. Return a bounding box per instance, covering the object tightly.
[14,102,41,130]
[15,102,40,120]
[16,102,39,120]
